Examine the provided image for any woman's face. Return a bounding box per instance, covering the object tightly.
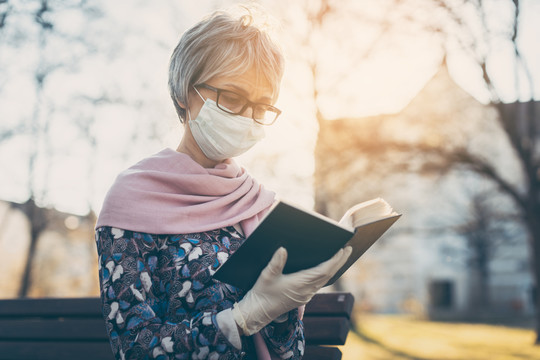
[187,67,275,120]
[176,66,277,167]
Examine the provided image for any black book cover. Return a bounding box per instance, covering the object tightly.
[213,200,400,290]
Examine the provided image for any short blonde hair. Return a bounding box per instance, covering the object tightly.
[168,7,285,122]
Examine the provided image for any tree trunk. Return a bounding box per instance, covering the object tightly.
[532,214,540,344]
[13,199,48,298]
[18,228,39,297]
[479,257,490,310]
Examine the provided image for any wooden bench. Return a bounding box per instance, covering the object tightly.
[0,292,353,360]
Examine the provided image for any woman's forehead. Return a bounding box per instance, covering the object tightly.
[218,67,270,87]
[210,67,275,101]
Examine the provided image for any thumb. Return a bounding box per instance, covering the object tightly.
[263,247,288,276]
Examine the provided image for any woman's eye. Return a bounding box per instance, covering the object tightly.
[220,92,245,106]
[253,107,267,119]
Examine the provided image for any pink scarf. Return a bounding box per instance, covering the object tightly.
[96,148,274,235]
[95,148,277,359]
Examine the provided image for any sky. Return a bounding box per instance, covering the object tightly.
[0,0,538,215]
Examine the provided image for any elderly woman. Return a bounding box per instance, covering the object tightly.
[95,8,351,360]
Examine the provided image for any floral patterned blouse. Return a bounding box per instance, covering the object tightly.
[95,225,305,359]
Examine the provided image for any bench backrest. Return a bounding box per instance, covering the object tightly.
[0,292,353,360]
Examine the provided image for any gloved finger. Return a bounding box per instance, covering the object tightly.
[288,247,346,282]
[261,247,288,277]
[311,246,352,274]
[330,245,352,272]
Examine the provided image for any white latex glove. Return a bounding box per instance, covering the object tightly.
[232,246,352,336]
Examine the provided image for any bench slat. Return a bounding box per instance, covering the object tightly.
[0,317,350,344]
[0,342,343,360]
[0,341,115,360]
[0,293,354,318]
[304,345,342,360]
[0,293,354,359]
[0,318,108,340]
[0,297,102,317]
[303,316,350,345]
[304,292,354,318]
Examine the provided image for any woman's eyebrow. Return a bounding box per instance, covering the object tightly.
[223,84,272,103]
[222,84,249,95]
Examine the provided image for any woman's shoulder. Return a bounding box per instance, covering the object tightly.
[125,148,203,174]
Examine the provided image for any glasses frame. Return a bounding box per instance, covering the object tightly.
[196,83,281,125]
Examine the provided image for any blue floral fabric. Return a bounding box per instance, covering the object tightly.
[95,225,305,359]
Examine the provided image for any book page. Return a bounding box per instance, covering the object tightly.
[339,198,398,228]
[326,213,401,286]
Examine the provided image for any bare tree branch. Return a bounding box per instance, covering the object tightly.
[0,0,10,29]
[0,124,26,142]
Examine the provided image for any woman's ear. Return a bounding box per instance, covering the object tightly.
[176,98,187,110]
[172,97,188,124]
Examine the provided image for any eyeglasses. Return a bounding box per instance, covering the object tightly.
[196,83,281,125]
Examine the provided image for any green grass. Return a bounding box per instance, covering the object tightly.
[339,315,540,360]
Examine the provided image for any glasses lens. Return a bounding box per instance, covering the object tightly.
[253,105,278,125]
[212,86,280,125]
[217,91,247,114]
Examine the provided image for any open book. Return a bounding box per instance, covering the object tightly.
[213,198,401,290]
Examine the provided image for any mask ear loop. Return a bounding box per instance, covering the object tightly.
[187,85,206,122]
[193,85,205,101]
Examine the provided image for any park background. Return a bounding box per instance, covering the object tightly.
[1,0,540,359]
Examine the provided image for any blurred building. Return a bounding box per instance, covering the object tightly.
[0,199,99,298]
[315,61,536,320]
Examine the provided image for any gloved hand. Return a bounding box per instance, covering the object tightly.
[232,246,352,336]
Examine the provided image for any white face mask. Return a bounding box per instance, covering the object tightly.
[188,90,265,161]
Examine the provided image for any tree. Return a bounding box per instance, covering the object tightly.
[0,0,104,296]
[277,0,539,342]
[410,0,540,342]
[454,191,522,310]
[0,0,215,297]
[359,0,539,341]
